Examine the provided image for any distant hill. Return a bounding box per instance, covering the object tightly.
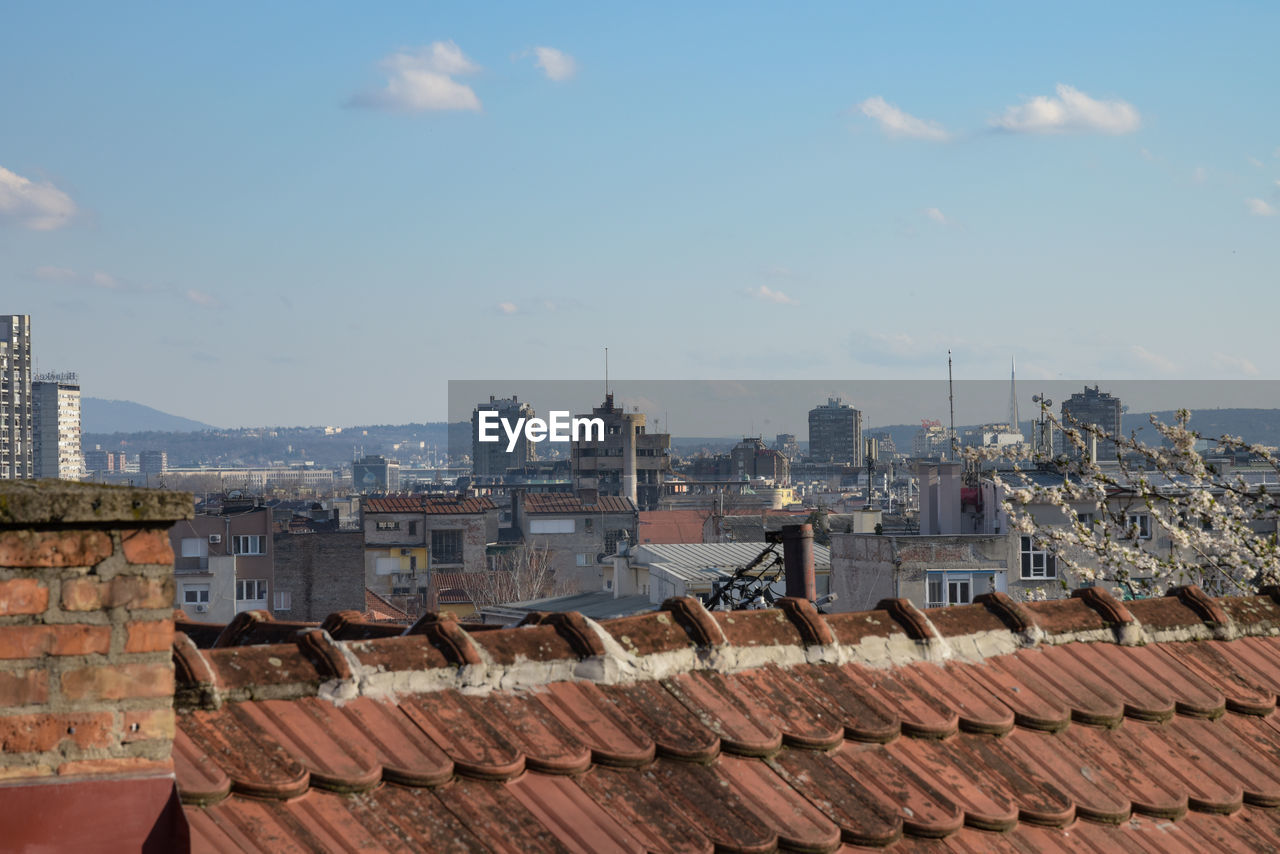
[82,398,217,435]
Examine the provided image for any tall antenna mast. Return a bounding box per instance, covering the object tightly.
[604,347,609,399]
[947,351,957,460]
[1008,356,1020,431]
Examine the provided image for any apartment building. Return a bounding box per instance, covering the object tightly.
[362,494,499,603]
[512,491,638,592]
[0,314,32,479]
[167,494,275,623]
[32,371,84,480]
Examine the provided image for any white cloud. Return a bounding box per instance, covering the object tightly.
[33,265,77,281]
[924,207,948,225]
[1130,344,1177,373]
[496,301,518,315]
[1211,353,1259,376]
[531,47,577,81]
[0,166,77,230]
[1139,148,1155,161]
[91,271,119,289]
[349,41,482,112]
[747,285,797,305]
[1192,166,1207,184]
[1246,198,1276,217]
[1249,156,1264,168]
[186,289,220,308]
[993,84,1140,135]
[857,96,950,141]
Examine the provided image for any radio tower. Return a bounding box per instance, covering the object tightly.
[1008,357,1020,432]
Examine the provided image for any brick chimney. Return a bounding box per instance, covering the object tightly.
[0,480,191,850]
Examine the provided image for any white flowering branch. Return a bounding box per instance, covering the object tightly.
[966,407,1280,598]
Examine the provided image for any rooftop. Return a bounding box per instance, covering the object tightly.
[363,495,498,515]
[523,493,636,514]
[170,584,1280,851]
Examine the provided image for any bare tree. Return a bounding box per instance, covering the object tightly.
[457,544,556,610]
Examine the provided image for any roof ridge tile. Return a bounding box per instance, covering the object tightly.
[660,596,727,647]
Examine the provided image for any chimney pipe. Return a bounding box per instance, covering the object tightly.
[782,523,816,601]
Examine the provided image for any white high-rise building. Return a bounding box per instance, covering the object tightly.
[1,315,33,479]
[33,373,84,480]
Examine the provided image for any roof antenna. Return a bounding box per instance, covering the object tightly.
[604,346,609,399]
[947,351,957,461]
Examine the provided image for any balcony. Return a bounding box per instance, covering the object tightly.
[175,556,210,574]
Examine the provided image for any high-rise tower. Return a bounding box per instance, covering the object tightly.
[1,315,33,479]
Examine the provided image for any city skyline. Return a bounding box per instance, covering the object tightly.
[5,3,1279,426]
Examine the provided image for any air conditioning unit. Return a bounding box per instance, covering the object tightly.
[400,548,411,556]
[208,534,222,544]
[194,604,208,613]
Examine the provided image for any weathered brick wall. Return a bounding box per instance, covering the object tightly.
[272,531,365,621]
[0,481,190,781]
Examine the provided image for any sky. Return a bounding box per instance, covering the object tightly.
[3,2,1278,428]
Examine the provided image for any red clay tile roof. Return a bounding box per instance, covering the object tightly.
[173,586,1280,851]
[523,493,636,514]
[431,571,478,606]
[638,510,706,544]
[364,495,497,514]
[364,588,413,623]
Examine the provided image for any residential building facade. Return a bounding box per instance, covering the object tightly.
[512,491,638,592]
[808,397,862,466]
[32,371,83,480]
[361,494,499,606]
[0,314,32,479]
[168,494,275,623]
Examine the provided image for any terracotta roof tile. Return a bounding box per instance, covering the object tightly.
[363,589,413,623]
[638,510,706,544]
[363,495,497,515]
[523,493,636,514]
[174,588,1280,851]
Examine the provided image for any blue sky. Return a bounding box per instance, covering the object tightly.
[3,2,1278,427]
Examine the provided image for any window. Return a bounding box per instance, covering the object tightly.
[1076,512,1095,528]
[530,518,574,534]
[1020,536,1058,579]
[584,518,594,533]
[576,553,593,566]
[273,590,292,611]
[409,555,417,572]
[375,557,400,575]
[604,529,631,556]
[183,584,210,605]
[376,520,401,531]
[1127,513,1152,539]
[408,521,418,536]
[431,529,464,564]
[232,535,265,555]
[236,579,267,601]
[180,538,208,558]
[926,572,973,608]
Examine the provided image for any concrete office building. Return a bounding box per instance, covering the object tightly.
[32,372,84,480]
[139,450,168,476]
[808,397,862,466]
[0,315,33,479]
[471,395,536,477]
[570,394,671,511]
[1062,385,1123,459]
[352,454,401,493]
